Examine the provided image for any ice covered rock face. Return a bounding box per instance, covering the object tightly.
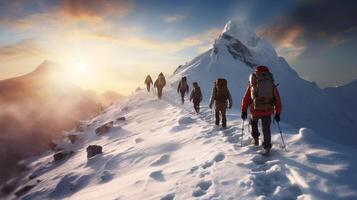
[214,33,257,68]
[221,20,259,47]
[211,20,277,68]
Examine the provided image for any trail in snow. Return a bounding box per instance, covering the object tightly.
[4,89,357,200]
[157,87,304,199]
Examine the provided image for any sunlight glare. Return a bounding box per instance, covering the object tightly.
[77,62,90,74]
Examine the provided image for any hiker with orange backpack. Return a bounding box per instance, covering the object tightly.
[241,66,282,155]
[177,76,189,104]
[209,78,232,128]
[154,72,166,99]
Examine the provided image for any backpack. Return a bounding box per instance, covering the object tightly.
[215,78,228,102]
[145,75,152,84]
[193,87,202,102]
[179,77,188,91]
[157,74,166,87]
[249,69,275,111]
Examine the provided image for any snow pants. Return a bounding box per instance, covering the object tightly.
[146,83,151,92]
[180,91,185,104]
[251,116,272,150]
[193,100,200,113]
[157,86,163,99]
[215,102,227,127]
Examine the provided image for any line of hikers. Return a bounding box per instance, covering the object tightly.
[144,66,282,155]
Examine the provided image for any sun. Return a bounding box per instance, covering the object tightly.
[76,62,90,74]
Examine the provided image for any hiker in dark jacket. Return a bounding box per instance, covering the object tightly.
[190,82,203,113]
[177,76,189,104]
[241,66,282,155]
[209,79,232,128]
[154,72,166,99]
[144,75,153,92]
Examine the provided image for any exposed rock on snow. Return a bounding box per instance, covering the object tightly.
[95,121,114,135]
[53,151,73,162]
[86,145,102,158]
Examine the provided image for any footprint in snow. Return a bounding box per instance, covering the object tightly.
[190,166,199,173]
[213,153,225,162]
[192,180,212,197]
[242,153,303,199]
[158,119,166,123]
[151,154,170,166]
[201,160,214,169]
[226,134,240,144]
[197,180,212,190]
[149,170,165,182]
[178,116,195,125]
[135,138,144,143]
[201,153,225,169]
[99,170,114,183]
[160,193,175,200]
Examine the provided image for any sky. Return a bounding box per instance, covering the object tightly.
[0,0,356,95]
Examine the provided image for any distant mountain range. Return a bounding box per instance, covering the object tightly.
[0,61,123,183]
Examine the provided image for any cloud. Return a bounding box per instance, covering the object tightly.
[258,0,357,59]
[0,0,133,28]
[0,39,45,61]
[258,25,305,59]
[59,0,133,22]
[0,18,32,31]
[88,27,221,53]
[163,14,185,23]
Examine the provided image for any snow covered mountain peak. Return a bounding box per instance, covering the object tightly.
[211,20,278,68]
[221,20,259,47]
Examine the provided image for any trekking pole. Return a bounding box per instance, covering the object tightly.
[210,104,215,123]
[277,122,287,151]
[241,120,245,147]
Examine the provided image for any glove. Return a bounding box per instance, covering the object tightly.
[241,112,247,120]
[274,113,280,122]
[228,104,232,109]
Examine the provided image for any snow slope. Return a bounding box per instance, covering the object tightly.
[4,89,357,200]
[324,80,357,129]
[171,20,357,147]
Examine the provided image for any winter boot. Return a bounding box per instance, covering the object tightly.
[222,121,227,128]
[252,138,259,146]
[261,148,270,156]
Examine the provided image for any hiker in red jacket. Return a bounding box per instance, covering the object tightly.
[241,66,281,154]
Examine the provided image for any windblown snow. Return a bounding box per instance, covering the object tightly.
[2,20,357,200]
